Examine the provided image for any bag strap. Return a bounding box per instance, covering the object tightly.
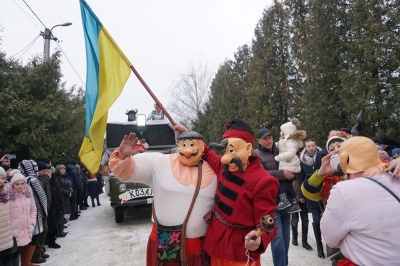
[364,177,400,203]
[153,160,203,266]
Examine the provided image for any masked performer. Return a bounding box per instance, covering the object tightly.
[109,131,217,266]
[321,136,400,266]
[177,119,279,265]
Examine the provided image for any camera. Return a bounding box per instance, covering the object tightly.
[8,154,16,160]
[330,154,340,169]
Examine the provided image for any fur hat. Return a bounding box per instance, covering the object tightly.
[10,173,26,187]
[326,131,350,150]
[222,119,254,144]
[281,118,300,139]
[339,136,386,174]
[36,161,50,171]
[55,164,66,173]
[0,166,5,177]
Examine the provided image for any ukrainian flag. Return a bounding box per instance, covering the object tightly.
[79,0,132,174]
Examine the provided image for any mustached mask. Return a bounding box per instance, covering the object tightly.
[211,119,254,173]
[177,131,204,167]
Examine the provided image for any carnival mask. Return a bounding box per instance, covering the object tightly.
[177,138,204,166]
[220,138,252,172]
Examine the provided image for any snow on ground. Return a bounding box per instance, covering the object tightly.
[44,193,331,266]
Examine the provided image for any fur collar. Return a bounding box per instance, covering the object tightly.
[7,184,32,200]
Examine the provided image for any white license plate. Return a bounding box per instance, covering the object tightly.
[119,188,153,203]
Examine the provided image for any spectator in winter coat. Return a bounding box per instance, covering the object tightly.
[0,166,18,266]
[31,161,52,263]
[46,170,65,249]
[55,164,72,237]
[66,161,82,221]
[296,139,322,257]
[87,174,102,207]
[76,164,88,210]
[7,173,37,266]
[18,160,47,265]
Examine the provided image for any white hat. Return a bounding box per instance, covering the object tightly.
[0,167,5,177]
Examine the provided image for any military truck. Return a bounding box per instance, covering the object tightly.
[103,120,176,223]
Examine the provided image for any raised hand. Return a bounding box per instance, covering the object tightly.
[118,132,142,160]
[318,153,334,176]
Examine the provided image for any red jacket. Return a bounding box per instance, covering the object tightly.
[202,145,279,261]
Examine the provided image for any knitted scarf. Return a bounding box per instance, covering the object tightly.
[0,190,9,203]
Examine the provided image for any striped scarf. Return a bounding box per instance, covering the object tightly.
[18,160,48,235]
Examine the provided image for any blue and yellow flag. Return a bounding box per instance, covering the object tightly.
[79,0,132,173]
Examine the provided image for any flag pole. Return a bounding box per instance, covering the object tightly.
[129,65,176,126]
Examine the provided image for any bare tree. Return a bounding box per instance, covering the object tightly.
[168,61,213,127]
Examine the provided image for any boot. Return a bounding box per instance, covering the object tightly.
[287,199,301,214]
[277,193,291,210]
[301,221,313,251]
[97,197,101,206]
[291,213,298,246]
[21,245,36,266]
[312,223,325,259]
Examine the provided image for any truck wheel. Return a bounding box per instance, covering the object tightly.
[115,208,125,223]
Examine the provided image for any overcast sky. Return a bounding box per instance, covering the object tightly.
[0,0,272,122]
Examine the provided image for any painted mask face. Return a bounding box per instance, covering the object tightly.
[221,138,252,172]
[178,138,204,166]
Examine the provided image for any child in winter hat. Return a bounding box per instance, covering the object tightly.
[274,118,306,213]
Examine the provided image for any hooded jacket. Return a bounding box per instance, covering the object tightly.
[7,183,37,247]
[18,160,47,235]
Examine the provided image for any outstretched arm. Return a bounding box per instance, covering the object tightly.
[118,133,145,160]
[109,133,145,181]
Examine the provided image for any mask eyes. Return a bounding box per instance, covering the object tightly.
[228,147,235,154]
[181,140,195,148]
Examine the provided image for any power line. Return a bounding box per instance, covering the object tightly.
[12,0,43,31]
[54,41,86,87]
[12,0,85,89]
[20,0,47,29]
[9,35,41,60]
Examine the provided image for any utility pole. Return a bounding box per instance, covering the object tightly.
[40,22,72,60]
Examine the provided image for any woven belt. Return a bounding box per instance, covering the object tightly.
[214,210,254,230]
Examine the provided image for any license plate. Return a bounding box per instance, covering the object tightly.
[119,188,153,204]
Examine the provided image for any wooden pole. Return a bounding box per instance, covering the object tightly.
[129,65,176,126]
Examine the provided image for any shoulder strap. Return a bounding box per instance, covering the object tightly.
[152,160,203,266]
[364,177,400,203]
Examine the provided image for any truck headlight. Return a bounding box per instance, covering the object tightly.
[119,183,127,193]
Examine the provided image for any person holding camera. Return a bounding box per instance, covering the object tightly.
[296,139,322,254]
[300,131,350,261]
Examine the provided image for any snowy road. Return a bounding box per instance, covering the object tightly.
[44,193,331,266]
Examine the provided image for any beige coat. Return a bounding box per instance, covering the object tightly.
[275,130,307,173]
[0,186,14,252]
